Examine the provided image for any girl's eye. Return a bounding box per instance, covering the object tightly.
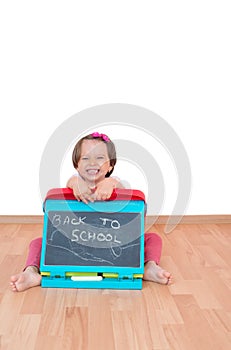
[97,156,104,160]
[82,157,88,160]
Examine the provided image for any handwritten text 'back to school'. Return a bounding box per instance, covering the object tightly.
[50,213,123,244]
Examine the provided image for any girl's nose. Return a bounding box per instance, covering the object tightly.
[89,157,97,165]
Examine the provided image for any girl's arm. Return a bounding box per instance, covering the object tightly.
[67,175,125,202]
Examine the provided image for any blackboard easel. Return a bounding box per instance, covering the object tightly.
[40,188,146,290]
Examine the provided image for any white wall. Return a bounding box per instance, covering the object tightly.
[0,1,230,215]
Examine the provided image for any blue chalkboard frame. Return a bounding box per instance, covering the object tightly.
[40,197,145,289]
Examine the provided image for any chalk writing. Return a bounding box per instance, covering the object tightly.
[45,211,141,267]
[99,217,120,229]
[52,214,86,227]
[71,230,121,244]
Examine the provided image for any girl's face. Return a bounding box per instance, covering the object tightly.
[77,139,112,185]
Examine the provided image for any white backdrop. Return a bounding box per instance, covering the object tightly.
[0,1,230,215]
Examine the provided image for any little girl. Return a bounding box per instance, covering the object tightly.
[10,132,172,292]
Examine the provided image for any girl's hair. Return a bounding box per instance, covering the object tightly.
[72,133,117,177]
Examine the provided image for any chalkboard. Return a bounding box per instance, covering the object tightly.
[44,210,142,267]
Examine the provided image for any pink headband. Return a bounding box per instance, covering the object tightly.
[91,132,110,142]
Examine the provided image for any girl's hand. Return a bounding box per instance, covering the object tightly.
[93,178,116,201]
[74,183,95,204]
[67,176,95,204]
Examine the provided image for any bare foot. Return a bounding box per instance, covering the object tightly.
[10,266,42,292]
[143,261,173,285]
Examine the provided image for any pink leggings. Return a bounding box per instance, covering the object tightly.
[25,232,162,271]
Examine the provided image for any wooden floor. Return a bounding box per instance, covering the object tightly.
[0,223,231,350]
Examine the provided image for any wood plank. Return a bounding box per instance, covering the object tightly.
[62,307,88,350]
[87,291,115,350]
